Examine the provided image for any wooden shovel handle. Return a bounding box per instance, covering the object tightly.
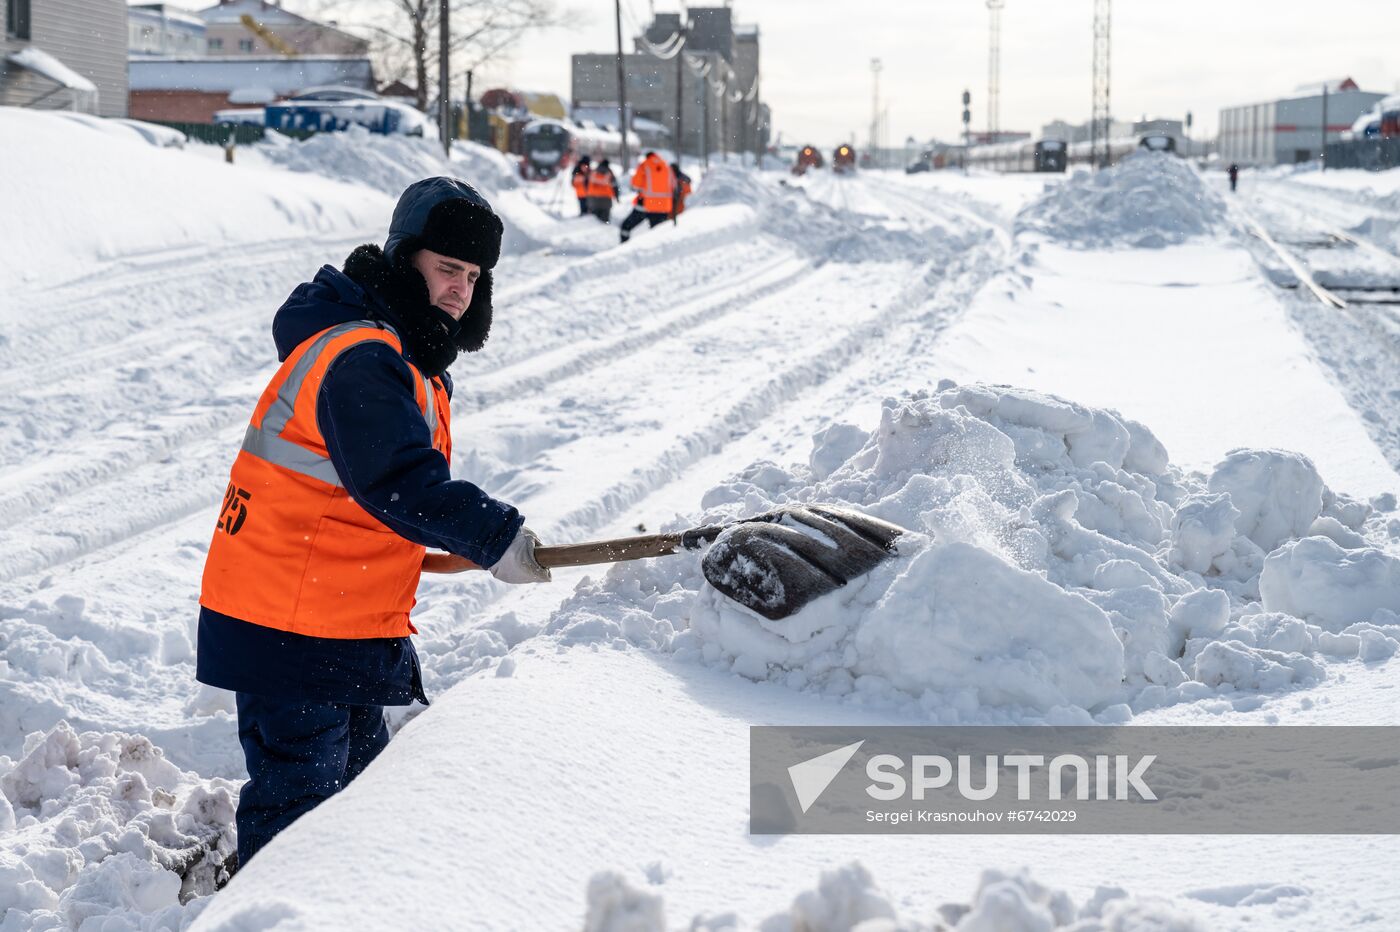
[421,526,723,575]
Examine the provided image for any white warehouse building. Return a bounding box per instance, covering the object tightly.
[1218,78,1383,166]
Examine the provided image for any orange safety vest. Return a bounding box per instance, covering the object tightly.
[630,157,673,214]
[200,321,451,640]
[585,169,615,200]
[571,165,590,198]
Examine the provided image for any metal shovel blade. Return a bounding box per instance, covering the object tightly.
[700,505,905,620]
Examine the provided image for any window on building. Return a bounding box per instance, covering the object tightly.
[209,37,224,50]
[7,0,32,40]
[238,38,253,52]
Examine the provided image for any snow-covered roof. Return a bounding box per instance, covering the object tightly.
[128,55,373,93]
[7,47,97,92]
[195,0,312,26]
[128,4,207,30]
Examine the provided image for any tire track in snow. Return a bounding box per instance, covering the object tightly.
[0,237,799,582]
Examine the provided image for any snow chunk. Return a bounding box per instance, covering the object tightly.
[1015,151,1227,249]
[1259,536,1400,631]
[1207,449,1324,553]
[788,862,897,931]
[0,722,235,928]
[855,542,1125,710]
[583,870,666,932]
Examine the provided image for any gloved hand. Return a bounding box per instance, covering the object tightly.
[487,526,551,584]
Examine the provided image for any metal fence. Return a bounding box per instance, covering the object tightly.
[1324,137,1400,171]
[149,121,315,146]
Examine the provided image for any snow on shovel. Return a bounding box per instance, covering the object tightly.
[422,504,905,621]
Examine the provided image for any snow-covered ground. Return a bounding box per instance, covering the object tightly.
[2,109,1399,931]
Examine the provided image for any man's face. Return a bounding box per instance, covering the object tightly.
[411,248,481,321]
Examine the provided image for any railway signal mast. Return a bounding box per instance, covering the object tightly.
[986,0,1004,140]
[1090,0,1112,168]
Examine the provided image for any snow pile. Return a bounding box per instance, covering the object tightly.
[691,165,980,263]
[257,125,518,199]
[0,721,232,930]
[1015,152,1227,249]
[255,126,546,254]
[0,109,388,292]
[546,383,1398,721]
[581,862,1204,930]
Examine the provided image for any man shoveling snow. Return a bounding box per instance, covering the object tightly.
[196,177,551,872]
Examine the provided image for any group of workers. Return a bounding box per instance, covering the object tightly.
[571,151,693,244]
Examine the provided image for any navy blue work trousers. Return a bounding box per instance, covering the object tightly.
[234,692,389,867]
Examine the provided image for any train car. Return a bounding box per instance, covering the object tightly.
[1138,133,1177,154]
[964,138,1068,173]
[518,118,640,180]
[1066,134,1179,167]
[792,144,824,175]
[832,143,857,173]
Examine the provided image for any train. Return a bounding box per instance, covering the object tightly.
[1066,133,1178,166]
[832,143,857,173]
[964,138,1069,172]
[792,144,824,175]
[518,118,640,181]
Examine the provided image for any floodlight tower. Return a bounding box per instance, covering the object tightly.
[1091,0,1112,168]
[986,0,1004,140]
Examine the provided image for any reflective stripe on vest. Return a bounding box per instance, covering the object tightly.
[200,320,449,639]
[240,320,437,487]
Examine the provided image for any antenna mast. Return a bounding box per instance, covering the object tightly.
[986,0,1004,139]
[1091,0,1111,167]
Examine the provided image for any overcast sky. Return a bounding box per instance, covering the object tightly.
[185,0,1399,146]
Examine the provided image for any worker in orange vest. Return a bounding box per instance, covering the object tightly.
[570,155,592,215]
[618,151,674,243]
[198,177,550,872]
[671,162,693,217]
[585,158,619,223]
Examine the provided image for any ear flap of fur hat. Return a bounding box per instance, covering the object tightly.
[456,269,492,353]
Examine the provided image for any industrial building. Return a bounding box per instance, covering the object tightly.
[128,4,208,57]
[1219,78,1384,166]
[2,0,127,116]
[571,6,769,162]
[128,55,374,123]
[195,0,366,57]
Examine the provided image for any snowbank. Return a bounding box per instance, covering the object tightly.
[1016,152,1227,249]
[0,722,231,930]
[545,383,1397,721]
[254,125,547,255]
[256,125,517,201]
[0,108,389,294]
[692,165,983,263]
[582,861,1205,931]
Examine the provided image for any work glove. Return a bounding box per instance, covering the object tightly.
[488,525,551,584]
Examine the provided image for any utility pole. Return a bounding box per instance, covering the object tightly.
[1320,82,1329,171]
[438,0,451,156]
[674,23,686,170]
[1090,0,1111,168]
[962,89,971,173]
[701,79,709,168]
[869,58,882,163]
[986,0,1004,140]
[614,0,630,170]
